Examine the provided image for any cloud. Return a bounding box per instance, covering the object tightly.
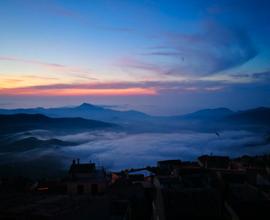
[0,79,229,97]
[251,71,270,81]
[1,69,269,97]
[207,0,270,24]
[0,56,94,77]
[141,21,258,76]
[230,70,270,82]
[19,130,270,170]
[0,56,66,69]
[63,130,270,170]
[115,56,170,75]
[0,81,158,96]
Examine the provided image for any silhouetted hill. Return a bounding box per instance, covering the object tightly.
[225,107,270,124]
[163,107,270,132]
[0,105,269,132]
[0,103,150,123]
[0,113,115,134]
[172,107,234,120]
[76,102,104,110]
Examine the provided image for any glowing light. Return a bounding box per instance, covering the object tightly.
[0,87,157,96]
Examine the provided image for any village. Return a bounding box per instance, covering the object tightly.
[1,154,270,220]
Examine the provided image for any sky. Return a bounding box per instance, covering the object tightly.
[0,0,270,115]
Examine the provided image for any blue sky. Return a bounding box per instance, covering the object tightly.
[0,0,269,115]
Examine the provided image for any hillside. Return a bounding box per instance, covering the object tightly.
[0,113,115,134]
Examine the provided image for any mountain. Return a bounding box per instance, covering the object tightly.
[76,102,104,110]
[0,113,115,134]
[225,107,270,124]
[0,104,269,133]
[171,107,234,120]
[0,103,150,123]
[169,107,270,125]
[163,107,270,132]
[0,103,236,123]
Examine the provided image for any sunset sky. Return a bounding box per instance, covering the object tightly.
[0,0,269,115]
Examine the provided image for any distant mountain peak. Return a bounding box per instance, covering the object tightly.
[194,107,233,114]
[79,102,94,107]
[227,106,270,124]
[77,103,103,110]
[174,107,234,120]
[247,106,270,112]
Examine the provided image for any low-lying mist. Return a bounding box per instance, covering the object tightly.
[1,129,269,176]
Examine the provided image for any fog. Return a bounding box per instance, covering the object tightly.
[6,130,269,171]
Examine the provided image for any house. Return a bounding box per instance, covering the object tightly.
[109,177,152,220]
[152,170,223,220]
[157,160,182,175]
[66,159,107,195]
[198,155,230,169]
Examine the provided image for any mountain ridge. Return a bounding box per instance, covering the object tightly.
[0,113,115,134]
[0,103,149,123]
[0,104,269,127]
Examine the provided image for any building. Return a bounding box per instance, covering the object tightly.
[109,175,152,220]
[152,168,223,220]
[157,160,182,175]
[66,159,107,195]
[198,155,230,169]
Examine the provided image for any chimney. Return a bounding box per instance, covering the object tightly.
[77,158,80,164]
[72,159,76,165]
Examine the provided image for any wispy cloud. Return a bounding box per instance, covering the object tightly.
[0,79,229,97]
[250,71,270,81]
[140,21,258,76]
[115,56,171,75]
[0,56,96,80]
[34,130,270,170]
[0,56,66,69]
[2,67,269,97]
[230,70,270,82]
[0,82,157,96]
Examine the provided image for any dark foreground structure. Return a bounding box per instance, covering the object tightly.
[1,155,270,220]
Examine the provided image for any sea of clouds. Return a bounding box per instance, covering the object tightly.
[8,130,269,171]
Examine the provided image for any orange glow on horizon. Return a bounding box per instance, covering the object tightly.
[0,87,157,96]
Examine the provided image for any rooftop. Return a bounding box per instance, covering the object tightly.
[69,160,96,174]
